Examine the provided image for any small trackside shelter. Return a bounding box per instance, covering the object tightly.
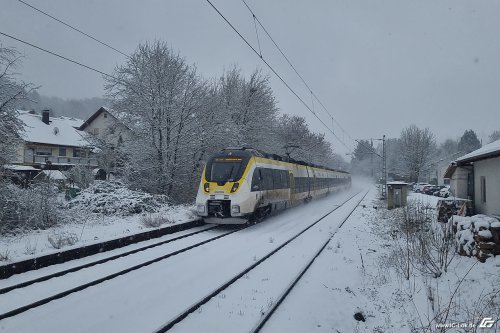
[387,181,409,209]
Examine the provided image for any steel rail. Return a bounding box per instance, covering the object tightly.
[251,190,369,332]
[0,225,217,295]
[154,189,364,332]
[0,226,245,321]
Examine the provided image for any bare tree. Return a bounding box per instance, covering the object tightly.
[399,124,436,182]
[218,67,278,149]
[0,45,36,166]
[104,41,207,200]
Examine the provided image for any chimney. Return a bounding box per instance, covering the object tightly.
[42,109,50,125]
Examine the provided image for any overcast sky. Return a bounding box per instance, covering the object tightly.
[1,0,500,155]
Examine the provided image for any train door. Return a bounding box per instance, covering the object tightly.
[289,172,295,206]
[305,166,311,200]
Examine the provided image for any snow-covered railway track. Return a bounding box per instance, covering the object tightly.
[156,189,368,333]
[0,224,217,295]
[0,224,244,321]
[0,188,366,332]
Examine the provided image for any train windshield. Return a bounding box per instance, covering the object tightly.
[207,157,246,183]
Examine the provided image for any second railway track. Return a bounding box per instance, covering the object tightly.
[0,187,368,333]
[156,189,369,332]
[0,224,243,320]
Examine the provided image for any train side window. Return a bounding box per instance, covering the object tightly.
[278,170,286,189]
[282,170,288,188]
[261,168,273,190]
[251,168,262,191]
[272,169,281,189]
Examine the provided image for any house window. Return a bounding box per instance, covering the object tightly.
[480,176,486,203]
[73,149,86,158]
[103,112,108,118]
[59,147,66,157]
[35,148,52,156]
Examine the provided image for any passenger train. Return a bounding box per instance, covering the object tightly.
[195,147,351,224]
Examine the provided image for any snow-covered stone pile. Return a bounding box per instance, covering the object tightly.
[452,214,500,261]
[65,181,169,216]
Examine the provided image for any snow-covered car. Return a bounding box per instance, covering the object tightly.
[413,183,430,192]
[438,188,450,198]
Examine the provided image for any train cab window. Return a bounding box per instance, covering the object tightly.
[205,153,251,183]
[210,159,242,182]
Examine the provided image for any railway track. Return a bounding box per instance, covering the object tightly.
[0,188,368,332]
[155,189,368,333]
[0,224,245,321]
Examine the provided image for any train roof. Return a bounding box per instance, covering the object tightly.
[221,147,350,174]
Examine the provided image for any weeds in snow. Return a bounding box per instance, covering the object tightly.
[140,213,173,228]
[391,201,456,280]
[24,238,38,255]
[47,232,79,249]
[0,249,10,261]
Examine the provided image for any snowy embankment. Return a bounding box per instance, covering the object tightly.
[0,181,196,264]
[264,190,499,332]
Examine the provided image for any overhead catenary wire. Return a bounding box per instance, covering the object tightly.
[0,31,151,104]
[11,0,357,153]
[15,0,130,59]
[205,0,350,151]
[241,0,353,146]
[0,31,117,80]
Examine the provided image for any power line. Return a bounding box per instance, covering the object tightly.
[16,0,130,59]
[205,0,350,151]
[0,31,117,79]
[241,0,353,146]
[11,0,355,152]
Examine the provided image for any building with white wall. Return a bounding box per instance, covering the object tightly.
[445,140,500,216]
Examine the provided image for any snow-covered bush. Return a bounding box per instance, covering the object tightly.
[0,180,60,235]
[47,232,79,249]
[66,165,94,189]
[140,213,174,228]
[66,181,168,216]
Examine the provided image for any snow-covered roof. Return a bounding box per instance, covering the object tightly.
[35,170,67,180]
[17,110,90,147]
[3,164,39,171]
[387,181,408,185]
[456,139,500,165]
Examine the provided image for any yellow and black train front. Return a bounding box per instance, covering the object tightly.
[195,149,255,224]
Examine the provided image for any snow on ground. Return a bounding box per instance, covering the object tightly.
[263,188,500,332]
[1,183,499,332]
[0,186,366,333]
[0,181,196,264]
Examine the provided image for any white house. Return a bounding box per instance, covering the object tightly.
[78,107,131,147]
[445,139,500,216]
[11,110,97,169]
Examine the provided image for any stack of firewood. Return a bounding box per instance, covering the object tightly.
[451,215,500,262]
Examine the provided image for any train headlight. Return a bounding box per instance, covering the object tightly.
[230,182,239,193]
[231,205,240,213]
[203,183,210,193]
[197,204,206,213]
